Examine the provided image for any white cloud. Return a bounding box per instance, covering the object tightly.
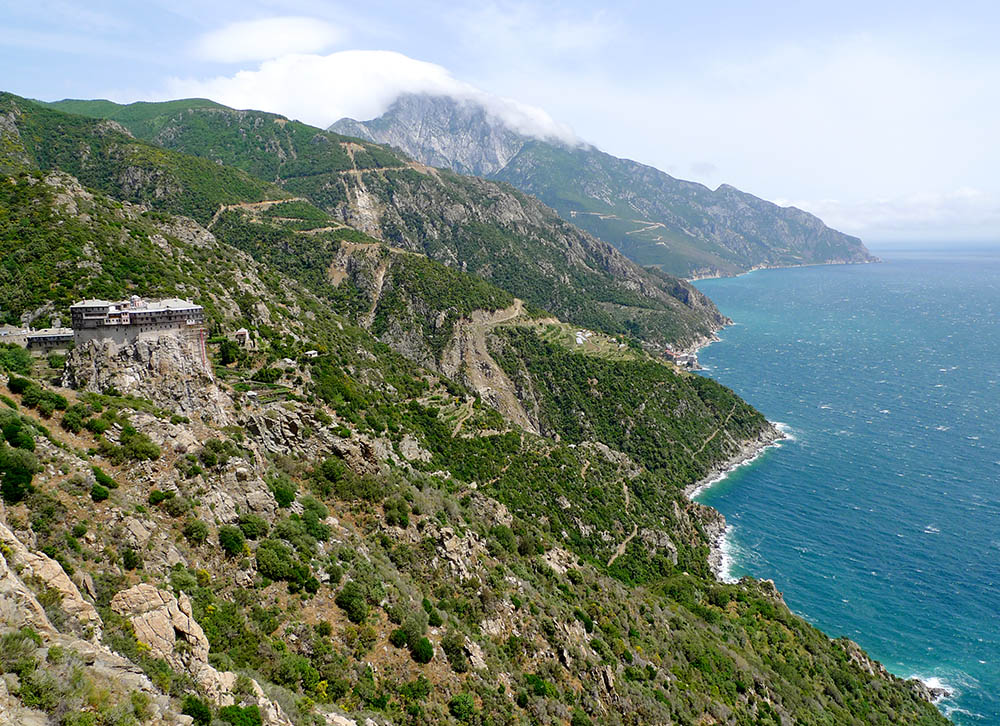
[165,49,577,142]
[193,17,344,63]
[777,188,1000,240]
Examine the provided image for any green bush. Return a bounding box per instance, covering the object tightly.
[237,512,269,539]
[441,630,469,673]
[218,704,262,726]
[410,636,434,664]
[119,424,160,461]
[334,581,369,624]
[255,539,310,586]
[389,627,408,648]
[1,410,34,451]
[267,473,296,508]
[148,489,174,505]
[0,344,32,375]
[92,465,117,489]
[122,547,142,570]
[181,695,212,726]
[183,519,209,544]
[90,483,109,502]
[384,495,410,528]
[0,444,38,503]
[218,525,246,556]
[6,376,32,395]
[449,693,476,722]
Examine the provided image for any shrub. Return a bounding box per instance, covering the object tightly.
[237,512,269,539]
[161,495,191,517]
[449,693,476,722]
[410,636,434,664]
[181,695,212,726]
[255,539,309,585]
[122,547,142,570]
[92,466,117,489]
[384,495,410,528]
[60,408,85,434]
[334,581,369,624]
[183,519,209,544]
[218,704,262,726]
[442,630,469,673]
[148,489,173,506]
[267,473,296,508]
[218,525,246,557]
[1,446,40,502]
[7,376,32,395]
[1,413,34,451]
[119,425,160,461]
[389,628,408,648]
[0,345,32,375]
[300,496,330,540]
[90,483,110,502]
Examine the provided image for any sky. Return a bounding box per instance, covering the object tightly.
[3,0,1000,242]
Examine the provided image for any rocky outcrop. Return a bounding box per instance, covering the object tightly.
[0,521,101,638]
[111,584,293,725]
[63,335,233,423]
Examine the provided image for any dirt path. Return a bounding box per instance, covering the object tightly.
[606,479,636,567]
[451,399,475,437]
[607,523,638,567]
[692,403,738,458]
[207,197,309,228]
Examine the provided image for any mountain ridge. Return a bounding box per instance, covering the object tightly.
[331,94,877,278]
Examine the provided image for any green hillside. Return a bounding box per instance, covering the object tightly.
[0,95,947,726]
[42,95,726,352]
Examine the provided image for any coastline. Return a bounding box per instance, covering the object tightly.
[685,256,881,283]
[686,424,786,582]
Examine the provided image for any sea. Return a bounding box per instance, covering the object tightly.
[692,246,1000,724]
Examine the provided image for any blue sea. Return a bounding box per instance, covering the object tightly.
[693,247,1000,724]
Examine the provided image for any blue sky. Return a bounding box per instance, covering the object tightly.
[4,0,1000,242]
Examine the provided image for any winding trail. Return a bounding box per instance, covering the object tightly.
[607,480,635,567]
[692,403,738,458]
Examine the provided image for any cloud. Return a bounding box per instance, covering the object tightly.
[193,17,344,63]
[777,188,1000,240]
[165,49,577,142]
[450,3,621,56]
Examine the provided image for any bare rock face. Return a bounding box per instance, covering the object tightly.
[111,584,294,725]
[111,584,209,671]
[0,522,101,638]
[63,336,233,424]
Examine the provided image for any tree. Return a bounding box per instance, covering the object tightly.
[334,582,369,624]
[0,444,37,503]
[449,693,476,722]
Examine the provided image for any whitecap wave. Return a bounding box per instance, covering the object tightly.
[714,525,740,584]
[773,422,797,441]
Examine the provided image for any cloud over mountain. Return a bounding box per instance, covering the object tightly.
[166,49,576,143]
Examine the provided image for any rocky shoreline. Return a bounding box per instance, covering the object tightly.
[686,424,786,581]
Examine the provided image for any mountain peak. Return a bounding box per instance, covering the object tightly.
[331,93,535,176]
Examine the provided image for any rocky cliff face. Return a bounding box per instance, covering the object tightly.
[63,335,233,424]
[331,94,527,177]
